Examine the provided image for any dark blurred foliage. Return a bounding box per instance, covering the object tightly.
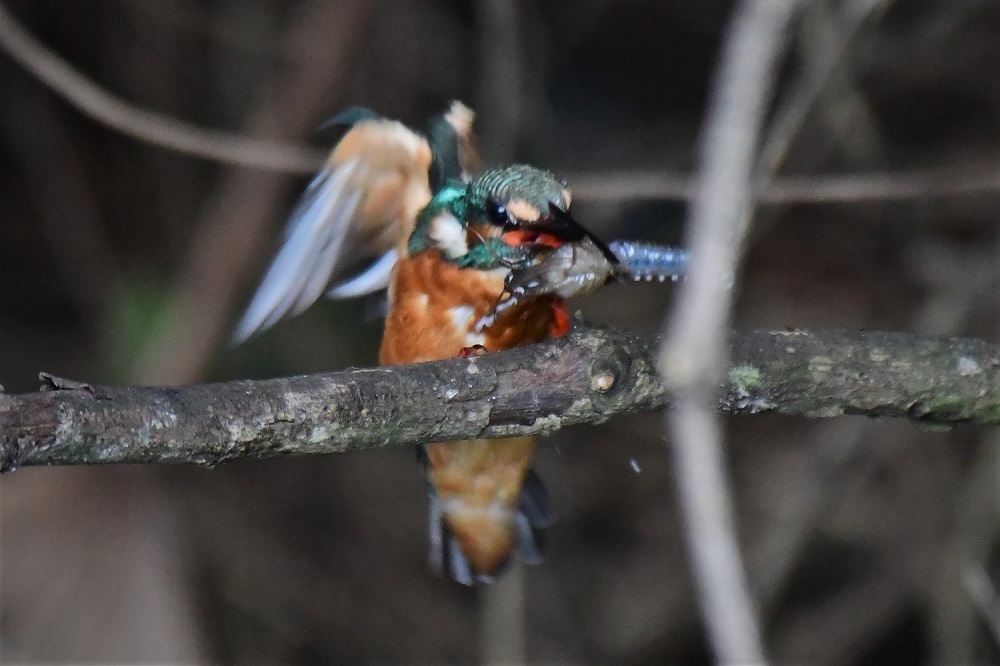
[3,0,1000,663]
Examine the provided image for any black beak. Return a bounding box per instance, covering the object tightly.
[508,203,619,264]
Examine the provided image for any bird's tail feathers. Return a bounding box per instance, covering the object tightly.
[427,468,552,586]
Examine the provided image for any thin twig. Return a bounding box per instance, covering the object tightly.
[924,234,1000,662]
[128,1,375,385]
[755,0,890,181]
[753,240,999,624]
[0,2,324,173]
[568,162,1000,203]
[963,566,1000,651]
[659,1,801,663]
[4,0,997,211]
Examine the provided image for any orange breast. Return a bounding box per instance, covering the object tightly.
[379,249,560,576]
[379,250,557,365]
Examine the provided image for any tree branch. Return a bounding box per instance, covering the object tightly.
[1,327,998,472]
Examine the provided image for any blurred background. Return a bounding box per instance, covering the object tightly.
[3,0,1000,662]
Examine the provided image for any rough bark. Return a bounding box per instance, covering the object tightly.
[1,326,997,472]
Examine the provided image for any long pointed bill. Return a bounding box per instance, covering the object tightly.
[505,203,619,264]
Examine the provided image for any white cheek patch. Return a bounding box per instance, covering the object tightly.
[429,211,468,259]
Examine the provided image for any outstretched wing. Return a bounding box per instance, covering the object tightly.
[233,114,436,342]
[234,102,480,342]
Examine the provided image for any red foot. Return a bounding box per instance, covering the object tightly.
[549,300,570,338]
[458,344,489,358]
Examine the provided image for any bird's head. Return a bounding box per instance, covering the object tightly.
[410,164,613,271]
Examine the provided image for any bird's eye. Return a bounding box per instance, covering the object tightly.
[487,199,509,226]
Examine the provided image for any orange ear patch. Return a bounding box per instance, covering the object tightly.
[504,199,542,222]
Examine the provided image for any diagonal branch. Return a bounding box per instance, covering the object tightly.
[0,1,324,173]
[2,326,999,472]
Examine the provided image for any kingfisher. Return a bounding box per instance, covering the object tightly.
[233,101,618,584]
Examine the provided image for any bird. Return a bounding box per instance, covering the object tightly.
[234,101,617,584]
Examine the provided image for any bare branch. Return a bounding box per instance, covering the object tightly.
[569,160,1000,204]
[660,1,801,662]
[129,1,375,386]
[2,326,1000,473]
[962,566,1000,651]
[755,0,891,182]
[0,2,324,173]
[4,0,996,212]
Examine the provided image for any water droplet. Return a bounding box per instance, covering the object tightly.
[629,458,641,473]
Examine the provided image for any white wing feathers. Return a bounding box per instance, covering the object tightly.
[326,248,398,298]
[233,103,476,342]
[233,158,365,342]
